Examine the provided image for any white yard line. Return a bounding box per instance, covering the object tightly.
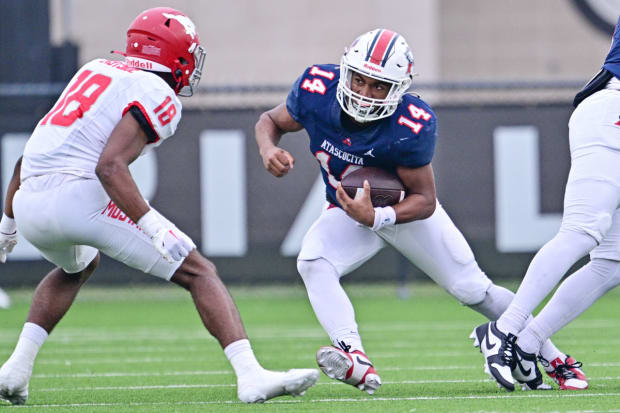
[26,353,620,366]
[1,319,617,341]
[22,347,487,359]
[31,376,620,391]
[32,370,231,379]
[9,392,620,409]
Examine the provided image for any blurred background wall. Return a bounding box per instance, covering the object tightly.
[1,0,619,286]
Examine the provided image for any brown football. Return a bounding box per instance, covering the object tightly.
[341,167,406,207]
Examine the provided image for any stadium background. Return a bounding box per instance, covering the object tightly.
[0,0,618,286]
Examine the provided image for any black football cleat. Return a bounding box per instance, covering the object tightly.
[470,321,516,391]
[512,344,551,390]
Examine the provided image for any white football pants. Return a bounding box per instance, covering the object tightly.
[566,89,620,260]
[13,175,181,279]
[298,202,492,305]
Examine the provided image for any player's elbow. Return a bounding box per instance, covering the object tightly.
[95,157,124,184]
[419,197,436,220]
[256,111,279,135]
[256,111,270,126]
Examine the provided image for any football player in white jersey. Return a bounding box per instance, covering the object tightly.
[0,7,318,405]
[473,17,620,392]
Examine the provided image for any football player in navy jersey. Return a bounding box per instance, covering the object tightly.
[473,16,620,393]
[255,28,586,394]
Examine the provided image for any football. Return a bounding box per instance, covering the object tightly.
[341,167,406,207]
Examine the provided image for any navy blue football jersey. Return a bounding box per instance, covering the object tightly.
[286,64,437,206]
[603,17,620,79]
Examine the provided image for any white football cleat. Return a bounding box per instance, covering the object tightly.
[316,346,381,395]
[0,360,31,405]
[237,368,319,403]
[0,288,10,309]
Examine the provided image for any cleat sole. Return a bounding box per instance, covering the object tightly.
[316,347,352,381]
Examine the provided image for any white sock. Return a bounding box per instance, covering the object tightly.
[538,340,564,370]
[517,321,548,356]
[331,327,365,354]
[498,230,596,335]
[224,339,263,379]
[517,320,566,371]
[297,259,363,352]
[6,322,48,367]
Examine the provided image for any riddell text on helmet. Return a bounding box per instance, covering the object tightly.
[127,59,153,70]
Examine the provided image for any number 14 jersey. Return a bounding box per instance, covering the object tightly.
[286,64,437,206]
[21,59,181,182]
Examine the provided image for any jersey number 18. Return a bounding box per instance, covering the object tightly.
[40,70,112,127]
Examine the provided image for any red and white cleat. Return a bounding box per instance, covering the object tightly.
[316,346,381,394]
[544,355,588,390]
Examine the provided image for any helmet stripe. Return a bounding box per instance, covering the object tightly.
[365,30,383,62]
[382,34,399,67]
[368,30,396,66]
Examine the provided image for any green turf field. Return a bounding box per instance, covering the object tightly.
[1,282,620,412]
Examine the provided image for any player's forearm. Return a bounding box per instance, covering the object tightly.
[393,194,436,223]
[4,157,22,218]
[96,160,149,223]
[255,112,283,155]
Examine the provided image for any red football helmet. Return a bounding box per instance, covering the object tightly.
[121,7,206,96]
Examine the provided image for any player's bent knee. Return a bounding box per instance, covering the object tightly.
[62,253,100,282]
[297,258,339,282]
[561,209,613,244]
[84,253,101,274]
[447,270,492,305]
[171,251,219,290]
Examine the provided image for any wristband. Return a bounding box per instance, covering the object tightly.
[0,213,16,235]
[371,206,396,231]
[137,209,164,238]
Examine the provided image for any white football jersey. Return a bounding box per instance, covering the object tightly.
[21,59,182,182]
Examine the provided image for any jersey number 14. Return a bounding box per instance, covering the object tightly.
[301,66,335,95]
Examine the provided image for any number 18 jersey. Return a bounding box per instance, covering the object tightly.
[21,59,182,182]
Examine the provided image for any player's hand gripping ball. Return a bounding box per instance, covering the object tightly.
[341,167,406,207]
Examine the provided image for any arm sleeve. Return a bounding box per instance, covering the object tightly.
[128,105,158,143]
